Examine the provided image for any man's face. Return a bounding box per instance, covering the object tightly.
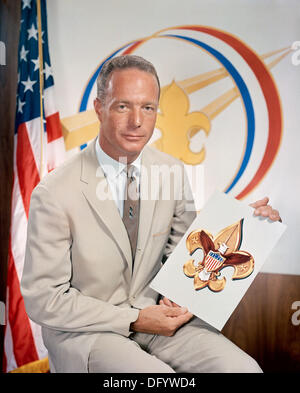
[94,67,159,163]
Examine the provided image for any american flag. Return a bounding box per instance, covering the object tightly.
[3,0,65,372]
[204,251,225,273]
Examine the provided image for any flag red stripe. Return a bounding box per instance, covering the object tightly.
[46,112,62,143]
[206,257,215,271]
[206,256,222,271]
[16,123,40,218]
[7,241,39,367]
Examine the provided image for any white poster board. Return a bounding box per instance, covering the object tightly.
[150,191,286,330]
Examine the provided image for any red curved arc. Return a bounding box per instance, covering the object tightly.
[123,40,143,54]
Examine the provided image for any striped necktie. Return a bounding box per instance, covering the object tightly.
[123,165,140,262]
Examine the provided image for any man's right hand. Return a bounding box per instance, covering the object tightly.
[130,304,193,337]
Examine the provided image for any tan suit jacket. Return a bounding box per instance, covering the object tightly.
[21,139,196,372]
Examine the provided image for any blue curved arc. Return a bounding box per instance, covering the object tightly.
[162,34,255,193]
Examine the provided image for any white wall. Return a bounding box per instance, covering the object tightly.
[47,0,300,274]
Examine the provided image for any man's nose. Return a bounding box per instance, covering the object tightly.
[130,107,142,128]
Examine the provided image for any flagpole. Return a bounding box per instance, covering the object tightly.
[37,0,44,178]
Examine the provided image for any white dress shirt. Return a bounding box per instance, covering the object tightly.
[95,136,142,218]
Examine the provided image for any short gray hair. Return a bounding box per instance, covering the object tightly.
[96,55,160,102]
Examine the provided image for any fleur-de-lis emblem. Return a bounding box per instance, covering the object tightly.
[183,219,254,292]
[154,81,211,165]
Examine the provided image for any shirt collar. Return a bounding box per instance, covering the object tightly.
[95,136,142,179]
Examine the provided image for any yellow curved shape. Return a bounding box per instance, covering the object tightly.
[183,259,198,277]
[230,252,255,280]
[214,220,243,255]
[154,81,211,165]
[194,273,209,290]
[9,357,49,373]
[186,229,214,255]
[208,276,226,292]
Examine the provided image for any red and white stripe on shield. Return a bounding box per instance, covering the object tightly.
[204,250,225,272]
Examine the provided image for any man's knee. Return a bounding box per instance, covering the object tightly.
[213,352,263,373]
[237,355,263,373]
[88,332,175,373]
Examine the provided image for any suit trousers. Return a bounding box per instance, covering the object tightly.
[88,316,262,373]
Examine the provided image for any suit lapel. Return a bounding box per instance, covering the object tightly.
[80,140,133,269]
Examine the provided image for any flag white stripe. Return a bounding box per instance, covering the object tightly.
[44,85,58,117]
[10,172,28,282]
[25,117,46,176]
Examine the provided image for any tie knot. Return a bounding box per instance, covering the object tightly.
[126,164,136,180]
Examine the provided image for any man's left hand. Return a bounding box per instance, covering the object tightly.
[250,197,281,222]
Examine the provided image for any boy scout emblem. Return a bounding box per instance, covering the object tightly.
[183,219,254,292]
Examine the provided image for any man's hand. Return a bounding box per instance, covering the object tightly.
[130,304,193,337]
[250,197,281,222]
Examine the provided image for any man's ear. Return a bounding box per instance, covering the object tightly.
[94,98,103,122]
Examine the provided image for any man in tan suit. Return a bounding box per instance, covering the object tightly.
[21,55,281,373]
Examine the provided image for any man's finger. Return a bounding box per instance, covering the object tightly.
[162,297,173,307]
[252,205,281,221]
[249,196,269,209]
[175,311,194,325]
[253,205,272,216]
[270,209,280,220]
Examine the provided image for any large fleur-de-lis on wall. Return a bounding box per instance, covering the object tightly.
[183,219,254,292]
[153,81,211,165]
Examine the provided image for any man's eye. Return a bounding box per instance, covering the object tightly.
[144,106,154,112]
[115,103,129,111]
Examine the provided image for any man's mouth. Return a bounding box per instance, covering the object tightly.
[123,134,144,141]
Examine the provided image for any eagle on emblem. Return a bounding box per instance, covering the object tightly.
[183,219,254,292]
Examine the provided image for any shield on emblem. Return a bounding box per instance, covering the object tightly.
[204,250,225,272]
